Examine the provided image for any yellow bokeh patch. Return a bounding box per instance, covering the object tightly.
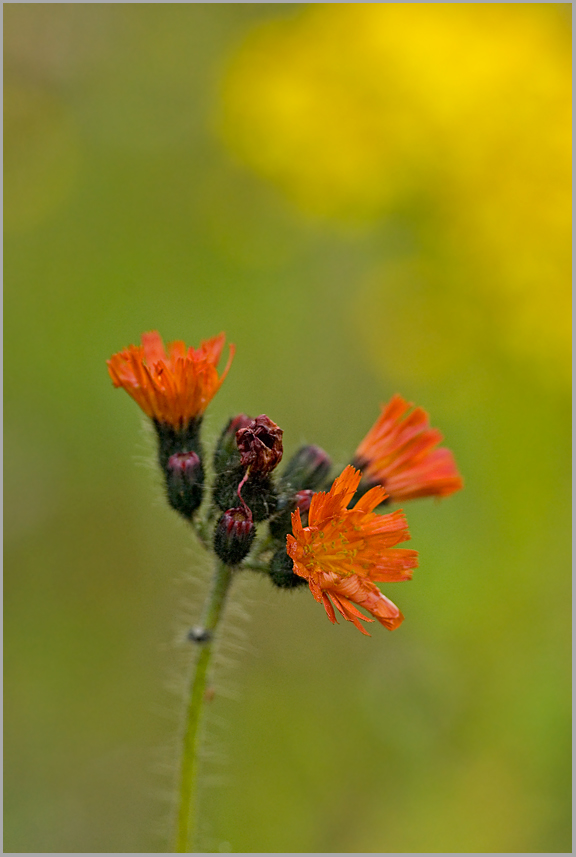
[221,4,571,385]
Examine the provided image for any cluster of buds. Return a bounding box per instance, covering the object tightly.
[108,332,463,635]
[213,415,283,522]
[211,415,335,579]
[212,414,284,565]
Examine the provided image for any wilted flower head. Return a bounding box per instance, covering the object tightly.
[236,415,284,475]
[286,466,418,634]
[107,331,234,428]
[353,394,463,502]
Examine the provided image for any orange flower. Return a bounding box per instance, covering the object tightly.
[107,332,234,428]
[353,394,463,502]
[286,465,418,635]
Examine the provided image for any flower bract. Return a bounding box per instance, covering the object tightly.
[286,465,418,635]
[107,331,234,428]
[353,394,463,502]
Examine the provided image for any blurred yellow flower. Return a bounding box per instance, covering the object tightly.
[221,4,570,384]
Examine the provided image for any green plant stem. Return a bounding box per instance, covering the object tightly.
[175,560,234,853]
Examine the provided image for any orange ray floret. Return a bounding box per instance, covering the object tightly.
[286,466,418,635]
[107,332,234,427]
[353,394,463,502]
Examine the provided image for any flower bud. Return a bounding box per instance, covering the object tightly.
[280,445,331,490]
[213,414,253,474]
[295,489,314,516]
[236,415,283,476]
[165,451,204,519]
[213,466,278,522]
[269,548,308,589]
[213,507,256,566]
[268,489,314,540]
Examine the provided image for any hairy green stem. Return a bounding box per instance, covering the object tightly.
[175,560,234,853]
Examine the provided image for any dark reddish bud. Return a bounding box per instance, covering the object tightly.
[295,489,314,517]
[165,451,204,519]
[213,507,256,566]
[213,414,253,473]
[236,415,283,476]
[280,445,331,490]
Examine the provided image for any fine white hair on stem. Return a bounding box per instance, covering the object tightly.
[151,556,261,852]
[130,410,272,851]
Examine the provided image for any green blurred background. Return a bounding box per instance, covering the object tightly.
[4,4,571,853]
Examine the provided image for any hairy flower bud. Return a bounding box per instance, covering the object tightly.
[280,444,331,490]
[269,489,314,540]
[213,414,253,474]
[236,415,283,476]
[269,548,308,589]
[165,451,204,519]
[213,506,256,566]
[213,467,278,522]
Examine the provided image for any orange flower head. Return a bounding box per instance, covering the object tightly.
[353,395,463,502]
[286,465,418,635]
[106,331,234,428]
